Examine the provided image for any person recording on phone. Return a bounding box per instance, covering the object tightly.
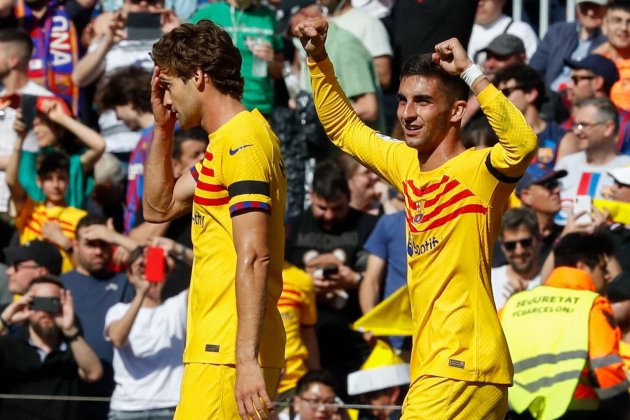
[104,246,187,420]
[0,275,103,420]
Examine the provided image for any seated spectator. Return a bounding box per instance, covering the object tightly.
[89,153,127,232]
[191,0,284,117]
[529,0,608,92]
[0,275,103,420]
[494,64,577,169]
[61,214,136,418]
[282,370,344,420]
[105,246,187,419]
[500,232,629,420]
[276,263,320,408]
[468,0,539,63]
[6,151,87,273]
[15,97,105,209]
[491,208,542,310]
[555,97,630,222]
[0,28,54,217]
[593,0,630,111]
[347,340,409,420]
[0,240,62,335]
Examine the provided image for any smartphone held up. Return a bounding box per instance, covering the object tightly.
[145,246,166,283]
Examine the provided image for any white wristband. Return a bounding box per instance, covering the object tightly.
[460,64,484,88]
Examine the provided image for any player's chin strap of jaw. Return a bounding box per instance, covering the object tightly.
[460,64,485,90]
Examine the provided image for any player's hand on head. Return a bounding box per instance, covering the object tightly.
[150,66,177,131]
[294,17,329,62]
[432,38,473,76]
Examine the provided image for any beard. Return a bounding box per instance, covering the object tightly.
[31,321,59,342]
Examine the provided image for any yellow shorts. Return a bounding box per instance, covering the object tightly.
[401,376,508,420]
[174,363,281,420]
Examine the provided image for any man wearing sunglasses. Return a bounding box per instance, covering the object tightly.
[491,208,543,310]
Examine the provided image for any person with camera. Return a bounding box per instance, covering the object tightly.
[105,246,187,420]
[0,274,103,420]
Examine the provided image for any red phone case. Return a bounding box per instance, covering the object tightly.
[145,246,165,282]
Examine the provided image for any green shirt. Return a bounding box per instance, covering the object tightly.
[192,2,283,115]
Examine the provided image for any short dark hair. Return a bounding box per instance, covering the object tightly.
[554,232,615,270]
[575,97,620,134]
[296,370,337,395]
[312,160,350,201]
[500,207,540,239]
[75,214,108,240]
[36,150,70,178]
[172,127,208,160]
[151,20,244,100]
[400,54,469,102]
[494,64,547,111]
[27,274,65,292]
[608,0,630,14]
[0,28,33,69]
[95,66,152,114]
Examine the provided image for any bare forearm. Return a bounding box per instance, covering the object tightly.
[359,276,380,314]
[72,40,110,86]
[374,56,391,90]
[142,127,178,222]
[107,293,144,347]
[235,254,269,365]
[0,154,9,171]
[301,326,320,370]
[5,140,25,205]
[64,328,103,382]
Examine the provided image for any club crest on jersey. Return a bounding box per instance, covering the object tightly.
[413,200,425,224]
[192,211,205,227]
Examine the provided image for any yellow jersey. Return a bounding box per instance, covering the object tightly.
[185,109,287,369]
[15,197,86,273]
[309,58,537,385]
[277,263,317,393]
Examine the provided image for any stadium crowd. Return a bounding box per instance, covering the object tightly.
[2,0,630,419]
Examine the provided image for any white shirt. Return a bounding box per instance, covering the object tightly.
[468,14,539,63]
[491,265,541,310]
[332,8,393,58]
[105,290,188,411]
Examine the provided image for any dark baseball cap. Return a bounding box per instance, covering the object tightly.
[565,55,620,91]
[515,164,568,196]
[276,0,316,35]
[480,34,526,57]
[5,240,62,276]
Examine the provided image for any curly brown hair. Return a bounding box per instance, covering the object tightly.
[151,19,244,100]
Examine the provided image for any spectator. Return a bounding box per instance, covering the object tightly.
[320,0,393,90]
[0,28,53,217]
[530,0,608,92]
[593,0,630,111]
[0,275,103,420]
[284,370,343,420]
[6,151,87,273]
[555,98,630,219]
[491,208,542,310]
[15,96,105,209]
[191,0,284,117]
[346,340,409,420]
[558,54,630,158]
[494,63,577,169]
[500,232,630,420]
[105,247,186,419]
[478,33,527,78]
[89,153,127,232]
[0,240,62,335]
[285,160,377,399]
[290,3,386,131]
[468,0,539,63]
[61,214,136,419]
[359,210,406,349]
[337,153,381,215]
[94,66,154,235]
[276,263,320,409]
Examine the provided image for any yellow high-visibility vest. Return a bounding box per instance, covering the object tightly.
[501,286,598,420]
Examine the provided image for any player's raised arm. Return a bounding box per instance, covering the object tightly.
[143,66,195,223]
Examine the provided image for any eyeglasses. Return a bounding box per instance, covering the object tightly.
[570,75,596,84]
[571,121,605,131]
[11,262,40,271]
[535,178,560,191]
[500,85,525,97]
[502,238,534,251]
[299,396,338,412]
